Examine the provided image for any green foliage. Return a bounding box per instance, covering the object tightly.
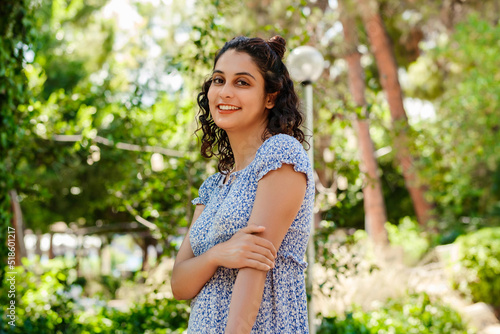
[405,55,444,100]
[318,293,473,334]
[452,227,500,308]
[97,298,189,334]
[0,258,85,333]
[386,216,430,265]
[0,259,189,333]
[315,227,379,299]
[418,16,500,227]
[318,312,369,334]
[8,0,208,253]
[98,275,122,299]
[0,0,37,281]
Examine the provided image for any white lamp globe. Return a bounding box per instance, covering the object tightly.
[287,46,324,83]
[151,153,165,172]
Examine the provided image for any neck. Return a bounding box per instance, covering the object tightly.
[227,127,268,172]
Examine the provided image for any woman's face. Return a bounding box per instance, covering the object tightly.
[208,50,275,135]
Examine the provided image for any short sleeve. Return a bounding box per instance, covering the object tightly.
[256,134,312,183]
[191,173,220,205]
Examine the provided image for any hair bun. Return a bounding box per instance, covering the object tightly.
[267,35,286,59]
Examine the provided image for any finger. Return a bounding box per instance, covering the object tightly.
[246,240,276,261]
[252,236,278,258]
[254,245,277,263]
[248,252,275,269]
[244,259,272,272]
[241,225,266,234]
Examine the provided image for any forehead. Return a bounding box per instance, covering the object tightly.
[214,50,262,78]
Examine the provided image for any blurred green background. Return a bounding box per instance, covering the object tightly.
[1,0,499,333]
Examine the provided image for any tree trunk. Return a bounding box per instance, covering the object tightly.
[76,235,83,276]
[99,236,112,275]
[340,8,389,246]
[356,0,433,225]
[135,235,156,272]
[9,189,27,266]
[141,238,149,272]
[494,1,500,26]
[35,230,42,257]
[440,0,455,31]
[48,233,55,259]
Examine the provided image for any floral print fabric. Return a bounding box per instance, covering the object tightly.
[187,134,314,333]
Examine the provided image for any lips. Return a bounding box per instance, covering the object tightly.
[217,104,241,114]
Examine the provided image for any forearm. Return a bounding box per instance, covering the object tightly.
[225,268,267,333]
[171,247,219,300]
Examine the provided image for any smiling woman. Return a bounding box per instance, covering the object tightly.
[207,50,274,145]
[197,36,305,174]
[171,36,314,334]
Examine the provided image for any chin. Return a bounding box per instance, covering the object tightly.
[212,119,233,131]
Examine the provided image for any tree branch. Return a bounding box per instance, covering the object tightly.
[52,134,186,158]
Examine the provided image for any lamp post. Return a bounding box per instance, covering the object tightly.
[287,45,324,334]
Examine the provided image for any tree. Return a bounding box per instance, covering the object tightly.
[356,0,433,226]
[0,0,36,275]
[418,16,500,228]
[339,0,388,246]
[11,0,209,264]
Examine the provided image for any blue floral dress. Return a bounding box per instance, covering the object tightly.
[187,134,314,333]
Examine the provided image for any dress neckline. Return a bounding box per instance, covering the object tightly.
[219,134,277,186]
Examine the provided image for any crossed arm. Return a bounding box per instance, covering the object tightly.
[171,207,277,300]
[171,164,307,333]
[225,164,307,333]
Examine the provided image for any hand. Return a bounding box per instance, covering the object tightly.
[210,225,277,271]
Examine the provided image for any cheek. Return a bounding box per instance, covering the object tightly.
[207,86,216,105]
[207,88,217,119]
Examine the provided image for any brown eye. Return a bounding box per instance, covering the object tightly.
[212,77,224,85]
[236,79,249,86]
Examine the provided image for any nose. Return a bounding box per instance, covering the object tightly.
[218,82,233,99]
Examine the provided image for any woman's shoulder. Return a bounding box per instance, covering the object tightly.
[252,134,311,182]
[199,171,223,190]
[205,170,223,184]
[259,133,306,156]
[192,171,222,206]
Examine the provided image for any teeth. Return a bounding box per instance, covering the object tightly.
[219,105,240,110]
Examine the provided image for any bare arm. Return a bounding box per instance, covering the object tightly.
[171,204,278,300]
[225,164,307,333]
[171,204,219,300]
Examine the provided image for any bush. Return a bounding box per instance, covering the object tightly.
[0,258,84,334]
[318,293,473,334]
[98,298,189,333]
[0,258,189,333]
[317,312,369,334]
[386,217,430,265]
[452,227,500,308]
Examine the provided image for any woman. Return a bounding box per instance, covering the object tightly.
[171,35,315,333]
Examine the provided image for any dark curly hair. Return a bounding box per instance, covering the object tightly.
[196,35,306,174]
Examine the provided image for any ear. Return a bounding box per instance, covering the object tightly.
[265,92,278,109]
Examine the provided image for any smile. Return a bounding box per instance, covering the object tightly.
[217,104,242,114]
[218,104,241,111]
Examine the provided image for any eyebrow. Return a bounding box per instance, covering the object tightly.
[212,70,256,81]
